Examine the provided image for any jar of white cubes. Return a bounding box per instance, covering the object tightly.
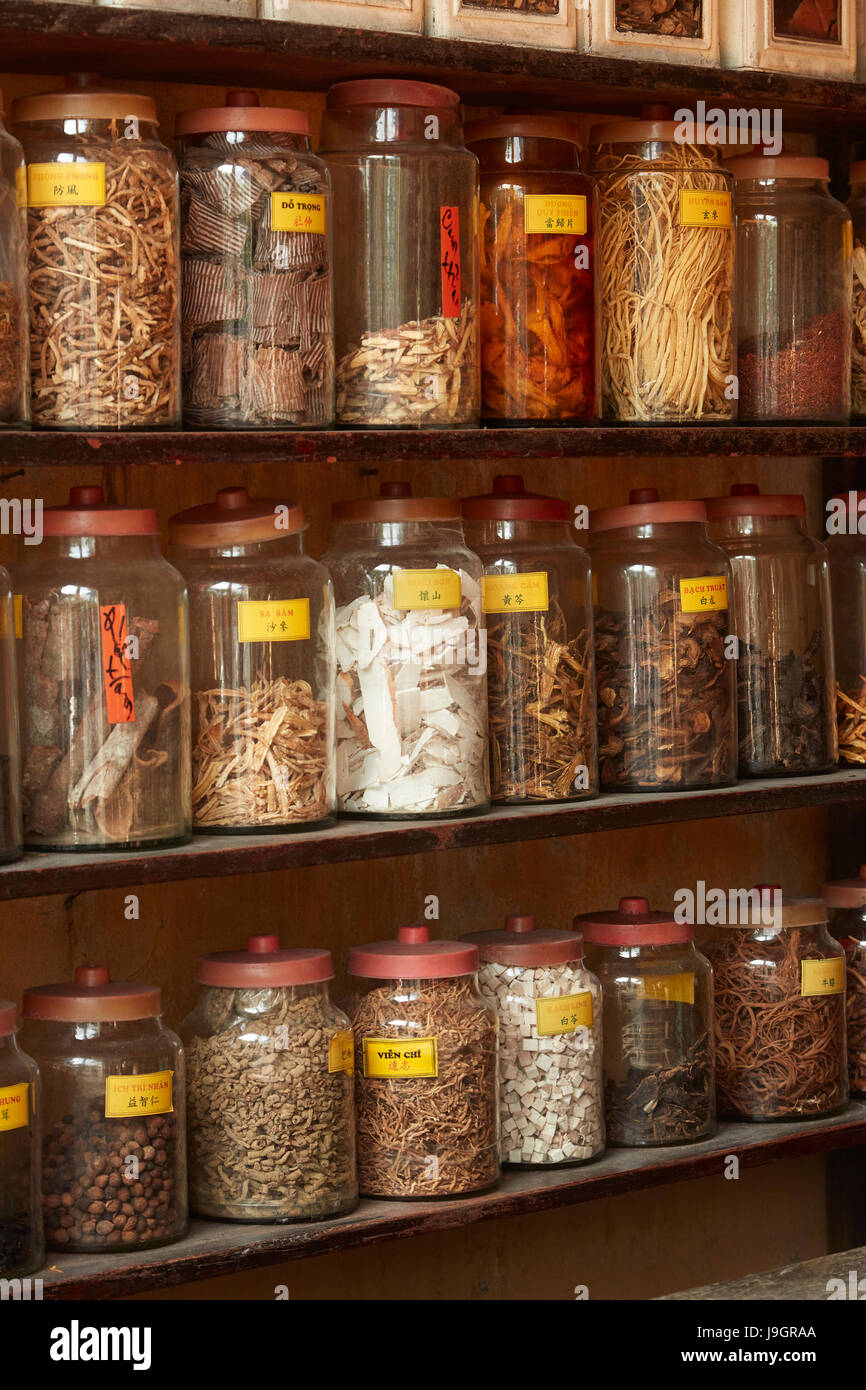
[462,914,604,1167]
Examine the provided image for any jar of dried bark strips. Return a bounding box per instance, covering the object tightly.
[578,897,716,1147]
[15,485,191,850]
[826,492,866,764]
[0,92,29,427]
[176,91,333,428]
[705,485,837,778]
[21,966,187,1252]
[848,164,866,419]
[822,868,866,1096]
[705,893,847,1122]
[321,79,480,428]
[588,489,736,791]
[588,108,735,423]
[323,483,489,817]
[0,1002,43,1278]
[462,474,597,804]
[13,77,180,430]
[462,915,604,1167]
[0,565,23,863]
[347,925,499,1198]
[169,487,334,832]
[181,934,357,1222]
[465,116,599,424]
[730,153,851,423]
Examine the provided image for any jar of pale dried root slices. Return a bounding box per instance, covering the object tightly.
[168,487,336,832]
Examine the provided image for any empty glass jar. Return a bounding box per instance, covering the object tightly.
[822,866,866,1096]
[0,1001,43,1278]
[0,90,29,427]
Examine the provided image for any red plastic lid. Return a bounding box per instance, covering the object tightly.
[327,79,459,110]
[461,474,570,523]
[590,488,706,534]
[43,485,158,538]
[196,934,333,987]
[348,924,479,979]
[465,116,582,148]
[13,74,157,126]
[822,865,866,909]
[727,154,829,181]
[589,104,722,149]
[0,1000,16,1037]
[176,89,311,138]
[23,966,162,1023]
[576,896,694,946]
[705,483,805,520]
[332,481,460,523]
[461,914,584,966]
[168,486,305,547]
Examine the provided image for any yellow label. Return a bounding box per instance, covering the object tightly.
[362,1037,438,1078]
[801,958,844,997]
[679,575,729,613]
[237,598,310,643]
[536,992,593,1037]
[28,161,106,208]
[13,594,22,640]
[270,191,327,234]
[639,972,696,1005]
[679,190,732,229]
[104,1070,174,1118]
[524,194,588,236]
[15,164,27,209]
[392,568,461,612]
[0,1082,29,1133]
[328,1030,355,1076]
[482,572,549,615]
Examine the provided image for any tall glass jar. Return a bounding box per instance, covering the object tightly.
[346,925,499,1199]
[588,109,735,423]
[320,79,480,428]
[730,153,851,423]
[181,934,357,1222]
[826,491,866,764]
[578,896,716,1147]
[0,90,29,427]
[0,564,22,862]
[462,915,604,1167]
[0,1002,43,1278]
[169,486,334,832]
[706,484,837,777]
[588,488,737,791]
[705,892,848,1121]
[322,483,489,817]
[176,90,333,429]
[465,116,599,424]
[21,966,187,1252]
[822,866,866,1097]
[847,162,866,418]
[462,474,597,803]
[12,77,180,430]
[15,485,191,851]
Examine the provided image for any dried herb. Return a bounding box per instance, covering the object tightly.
[836,675,866,764]
[615,0,702,37]
[739,312,849,422]
[0,280,25,422]
[773,0,839,43]
[736,633,834,775]
[606,1027,714,1145]
[843,939,866,1094]
[851,244,866,417]
[335,303,477,426]
[463,0,559,11]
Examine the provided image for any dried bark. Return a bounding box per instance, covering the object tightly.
[335,303,477,426]
[606,1028,714,1145]
[615,0,702,37]
[837,676,866,764]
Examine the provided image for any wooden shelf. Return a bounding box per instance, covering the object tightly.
[34,1105,866,1299]
[2,769,864,901]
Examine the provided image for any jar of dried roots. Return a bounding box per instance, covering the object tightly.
[821,868,866,1097]
[346,925,500,1198]
[0,90,29,427]
[0,1001,43,1278]
[181,934,358,1222]
[826,491,866,765]
[169,487,335,832]
[578,896,716,1147]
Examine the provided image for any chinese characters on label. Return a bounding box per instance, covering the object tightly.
[100,603,136,724]
[440,205,461,318]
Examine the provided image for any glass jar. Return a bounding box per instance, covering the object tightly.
[21,966,187,1252]
[730,152,851,423]
[588,109,735,423]
[847,162,866,418]
[0,565,22,862]
[320,79,480,428]
[706,484,837,777]
[462,474,597,803]
[462,914,604,1167]
[0,92,29,428]
[322,482,489,817]
[181,934,357,1222]
[826,491,866,764]
[465,115,599,424]
[704,893,848,1121]
[168,487,334,832]
[588,488,737,791]
[176,90,333,429]
[822,867,866,1097]
[346,925,499,1198]
[0,1001,43,1278]
[12,77,180,430]
[15,485,191,850]
[578,896,716,1147]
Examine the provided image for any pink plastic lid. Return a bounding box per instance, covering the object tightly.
[196,934,333,987]
[43,485,158,538]
[348,924,479,979]
[23,966,162,1022]
[332,481,459,523]
[822,865,866,909]
[590,488,706,534]
[176,90,311,138]
[705,483,806,520]
[0,1000,16,1037]
[461,914,584,966]
[461,474,570,523]
[327,79,459,110]
[169,486,305,546]
[576,896,694,946]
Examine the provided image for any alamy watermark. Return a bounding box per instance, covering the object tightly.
[0,497,42,545]
[674,882,782,927]
[674,102,783,156]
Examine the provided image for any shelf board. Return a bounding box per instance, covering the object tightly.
[2,769,864,901]
[659,1243,866,1301]
[33,1105,866,1299]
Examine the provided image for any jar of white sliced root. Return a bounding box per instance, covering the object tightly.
[322,482,489,817]
[463,914,605,1166]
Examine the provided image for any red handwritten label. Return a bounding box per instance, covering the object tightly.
[100,603,136,724]
[440,205,461,318]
